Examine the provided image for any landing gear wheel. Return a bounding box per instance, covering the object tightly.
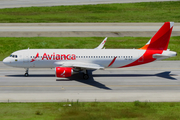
[24,73,29,77]
[83,74,89,80]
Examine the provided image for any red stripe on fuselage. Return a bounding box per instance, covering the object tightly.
[108,57,117,67]
[120,50,163,68]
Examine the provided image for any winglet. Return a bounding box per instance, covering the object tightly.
[139,22,174,50]
[95,37,107,49]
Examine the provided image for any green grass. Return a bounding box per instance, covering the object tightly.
[0,101,180,120]
[0,37,179,61]
[0,1,180,23]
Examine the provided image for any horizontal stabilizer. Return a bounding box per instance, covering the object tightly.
[153,54,170,60]
[153,50,177,60]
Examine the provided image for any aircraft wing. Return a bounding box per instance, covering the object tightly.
[95,37,107,49]
[54,61,104,70]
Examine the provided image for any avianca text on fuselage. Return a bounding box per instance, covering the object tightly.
[31,53,76,62]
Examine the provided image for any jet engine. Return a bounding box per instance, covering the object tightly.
[55,67,73,78]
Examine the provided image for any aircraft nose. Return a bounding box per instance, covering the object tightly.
[3,57,11,65]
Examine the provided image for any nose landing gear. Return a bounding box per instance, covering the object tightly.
[24,68,29,77]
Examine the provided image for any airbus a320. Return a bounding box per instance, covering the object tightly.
[3,22,177,79]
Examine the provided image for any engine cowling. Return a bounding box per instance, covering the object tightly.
[55,67,73,78]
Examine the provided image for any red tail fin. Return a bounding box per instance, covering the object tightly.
[140,22,174,50]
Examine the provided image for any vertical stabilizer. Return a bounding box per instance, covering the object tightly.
[140,22,174,50]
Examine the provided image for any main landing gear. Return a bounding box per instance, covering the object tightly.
[24,68,29,77]
[82,69,89,80]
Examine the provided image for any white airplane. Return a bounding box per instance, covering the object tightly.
[3,22,177,79]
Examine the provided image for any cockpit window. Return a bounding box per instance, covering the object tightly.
[10,54,18,58]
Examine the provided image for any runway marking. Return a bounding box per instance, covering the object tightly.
[0,85,180,88]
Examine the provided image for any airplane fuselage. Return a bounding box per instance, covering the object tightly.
[3,49,176,69]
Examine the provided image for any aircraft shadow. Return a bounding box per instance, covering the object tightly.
[56,70,112,90]
[6,71,177,90]
[93,71,177,80]
[6,71,111,90]
[56,71,177,90]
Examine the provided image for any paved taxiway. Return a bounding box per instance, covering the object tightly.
[0,61,180,102]
[0,0,178,9]
[0,23,180,37]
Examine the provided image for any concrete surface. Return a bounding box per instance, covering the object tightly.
[0,23,179,37]
[0,0,179,9]
[0,61,180,102]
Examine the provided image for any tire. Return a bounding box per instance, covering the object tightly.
[83,74,89,80]
[24,73,29,77]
